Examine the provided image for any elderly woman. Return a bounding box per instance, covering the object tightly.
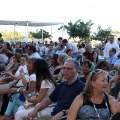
[67,69,120,120]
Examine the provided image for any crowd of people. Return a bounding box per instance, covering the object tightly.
[0,34,120,120]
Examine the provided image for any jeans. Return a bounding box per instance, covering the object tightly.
[5,93,25,116]
[73,52,79,60]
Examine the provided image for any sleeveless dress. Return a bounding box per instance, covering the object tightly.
[77,95,111,120]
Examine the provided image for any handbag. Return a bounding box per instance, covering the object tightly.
[19,83,29,102]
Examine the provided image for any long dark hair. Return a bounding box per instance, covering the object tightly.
[34,59,57,92]
[52,54,59,68]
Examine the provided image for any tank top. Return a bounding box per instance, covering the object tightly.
[77,94,111,120]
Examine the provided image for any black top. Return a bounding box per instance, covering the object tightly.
[49,78,85,116]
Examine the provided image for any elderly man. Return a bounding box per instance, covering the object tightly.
[27,58,85,120]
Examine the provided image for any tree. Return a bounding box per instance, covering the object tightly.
[58,19,94,42]
[93,26,112,42]
[29,29,51,40]
[0,30,24,40]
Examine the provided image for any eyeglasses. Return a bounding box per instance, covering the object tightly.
[91,69,103,80]
[62,67,75,71]
[109,38,114,40]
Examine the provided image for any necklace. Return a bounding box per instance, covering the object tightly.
[91,97,110,119]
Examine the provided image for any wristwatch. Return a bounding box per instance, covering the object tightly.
[62,110,66,116]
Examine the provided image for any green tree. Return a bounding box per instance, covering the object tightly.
[58,19,94,42]
[93,26,112,42]
[0,30,24,40]
[29,29,51,40]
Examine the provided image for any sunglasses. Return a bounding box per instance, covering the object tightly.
[91,69,103,80]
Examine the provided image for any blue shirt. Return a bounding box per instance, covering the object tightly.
[114,59,120,67]
[49,78,85,116]
[107,54,118,64]
[55,49,64,55]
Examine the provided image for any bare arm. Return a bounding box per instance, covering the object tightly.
[1,71,21,80]
[20,81,35,94]
[27,98,53,120]
[108,95,117,115]
[52,109,69,120]
[108,76,119,94]
[67,94,83,120]
[26,88,49,104]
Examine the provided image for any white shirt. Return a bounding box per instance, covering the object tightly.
[39,46,46,54]
[29,52,41,59]
[14,65,29,86]
[78,48,85,56]
[66,42,78,53]
[41,80,55,99]
[104,42,119,58]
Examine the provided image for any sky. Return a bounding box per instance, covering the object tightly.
[0,0,120,38]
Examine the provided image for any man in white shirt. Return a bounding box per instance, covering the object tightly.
[104,35,119,59]
[38,42,46,57]
[26,45,41,59]
[62,39,79,59]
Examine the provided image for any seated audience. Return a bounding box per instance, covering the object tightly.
[78,59,92,83]
[67,69,120,120]
[15,59,57,120]
[27,58,85,120]
[107,48,118,68]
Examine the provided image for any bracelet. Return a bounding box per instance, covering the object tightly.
[17,88,21,92]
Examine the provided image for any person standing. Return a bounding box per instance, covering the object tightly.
[62,39,79,59]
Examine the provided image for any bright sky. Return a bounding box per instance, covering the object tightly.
[0,0,120,38]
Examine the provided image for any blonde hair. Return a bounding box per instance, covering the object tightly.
[83,70,107,100]
[58,53,68,64]
[85,45,93,53]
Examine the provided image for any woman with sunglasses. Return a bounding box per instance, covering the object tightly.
[67,69,120,120]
